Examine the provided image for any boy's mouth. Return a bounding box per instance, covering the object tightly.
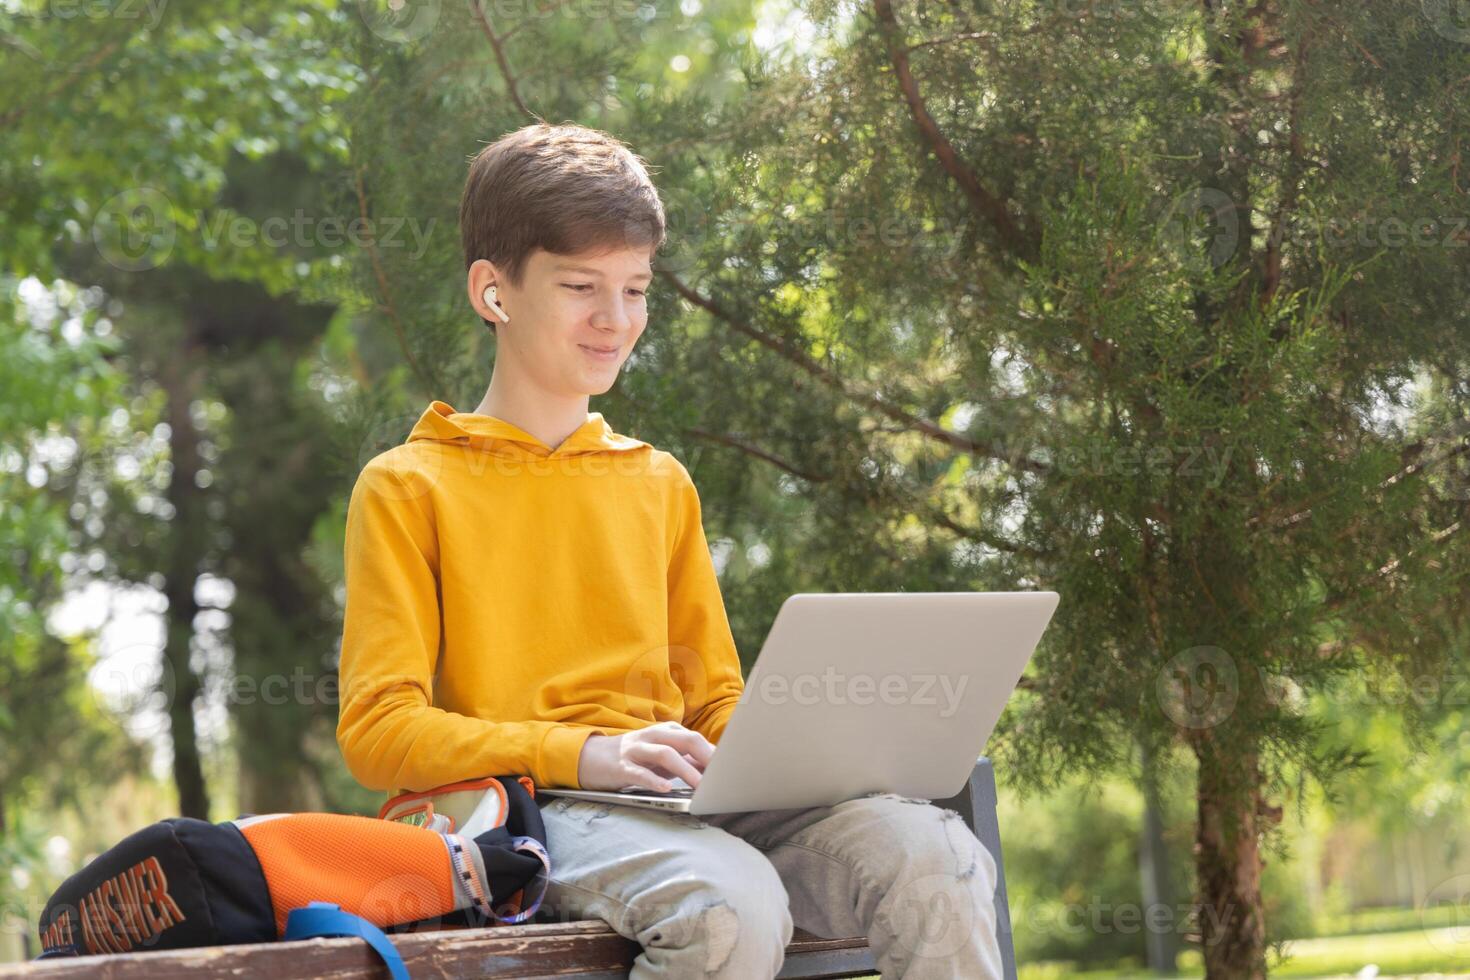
[580,344,620,361]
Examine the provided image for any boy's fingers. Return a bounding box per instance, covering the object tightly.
[620,766,672,793]
[654,744,704,787]
[668,744,708,772]
[650,725,715,767]
[621,759,672,792]
[646,754,700,778]
[632,742,703,788]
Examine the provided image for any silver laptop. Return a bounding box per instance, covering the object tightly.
[539,591,1059,815]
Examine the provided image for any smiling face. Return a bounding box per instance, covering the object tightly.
[470,245,653,398]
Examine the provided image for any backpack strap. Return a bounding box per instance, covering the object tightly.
[283,901,409,980]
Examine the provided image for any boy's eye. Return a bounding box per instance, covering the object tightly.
[563,284,648,297]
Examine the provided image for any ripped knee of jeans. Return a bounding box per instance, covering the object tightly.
[640,899,740,973]
[862,790,932,806]
[697,900,740,973]
[550,798,617,823]
[939,807,983,881]
[664,810,711,830]
[863,793,988,883]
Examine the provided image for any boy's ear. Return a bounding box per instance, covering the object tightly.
[467,258,503,329]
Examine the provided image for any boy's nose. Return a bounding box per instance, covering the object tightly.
[596,296,639,331]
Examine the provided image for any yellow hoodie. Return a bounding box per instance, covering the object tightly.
[335,400,746,795]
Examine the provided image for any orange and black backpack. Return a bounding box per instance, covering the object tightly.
[34,775,548,978]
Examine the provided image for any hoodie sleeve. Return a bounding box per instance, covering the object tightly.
[336,457,597,792]
[667,464,746,746]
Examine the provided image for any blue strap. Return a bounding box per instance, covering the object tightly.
[34,943,82,959]
[283,901,409,980]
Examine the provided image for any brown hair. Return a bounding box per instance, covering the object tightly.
[459,122,667,333]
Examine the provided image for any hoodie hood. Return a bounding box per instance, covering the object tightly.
[405,400,650,458]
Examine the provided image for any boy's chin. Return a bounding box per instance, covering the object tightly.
[578,373,620,396]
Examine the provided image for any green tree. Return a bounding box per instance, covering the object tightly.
[0,287,153,948]
[694,3,1469,975]
[2,0,359,817]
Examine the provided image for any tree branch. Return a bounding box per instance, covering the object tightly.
[605,386,826,483]
[1323,514,1467,614]
[902,7,1099,57]
[662,272,1049,473]
[870,0,1038,263]
[1262,28,1310,310]
[925,504,1038,556]
[1246,430,1470,531]
[499,0,579,41]
[1301,0,1381,69]
[0,39,121,130]
[682,424,830,483]
[469,0,539,121]
[607,386,1043,559]
[352,165,439,396]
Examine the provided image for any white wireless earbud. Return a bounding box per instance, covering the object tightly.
[482,285,509,323]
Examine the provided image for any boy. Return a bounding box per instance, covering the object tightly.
[336,122,1003,979]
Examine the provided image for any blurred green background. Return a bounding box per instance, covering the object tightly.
[3,0,1469,976]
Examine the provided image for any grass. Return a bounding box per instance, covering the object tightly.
[1016,924,1470,979]
[1312,904,1466,939]
[1270,927,1470,978]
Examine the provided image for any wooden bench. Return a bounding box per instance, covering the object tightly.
[0,759,1017,979]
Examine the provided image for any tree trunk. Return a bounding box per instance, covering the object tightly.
[195,286,339,816]
[159,343,211,820]
[1193,732,1269,979]
[1139,742,1180,974]
[239,762,325,816]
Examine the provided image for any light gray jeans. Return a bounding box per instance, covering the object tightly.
[533,791,1004,979]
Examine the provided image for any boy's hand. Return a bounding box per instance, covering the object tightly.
[576,721,715,792]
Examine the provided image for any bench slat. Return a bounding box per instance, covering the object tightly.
[0,922,875,979]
